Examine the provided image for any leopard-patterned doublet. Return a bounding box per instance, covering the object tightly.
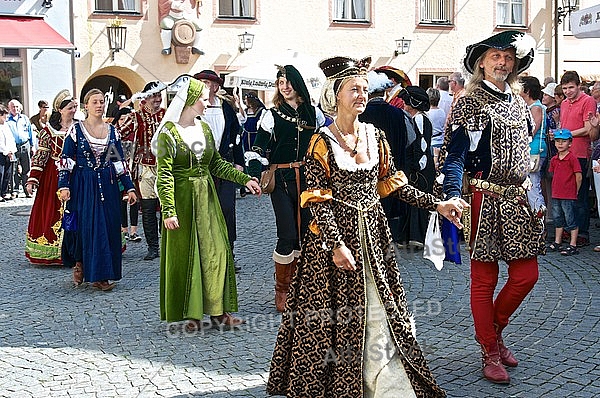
[439,85,545,262]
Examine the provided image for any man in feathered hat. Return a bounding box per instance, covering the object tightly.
[374,66,412,109]
[193,69,245,266]
[437,31,542,384]
[119,81,167,260]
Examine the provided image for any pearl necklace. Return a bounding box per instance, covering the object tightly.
[333,120,360,156]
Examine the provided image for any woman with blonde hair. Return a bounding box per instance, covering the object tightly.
[267,56,467,398]
[58,88,137,291]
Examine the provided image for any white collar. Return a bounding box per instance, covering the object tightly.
[483,80,512,95]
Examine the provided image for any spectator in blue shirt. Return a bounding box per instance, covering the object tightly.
[6,99,35,198]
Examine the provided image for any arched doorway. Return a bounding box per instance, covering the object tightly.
[79,66,146,120]
[81,76,131,119]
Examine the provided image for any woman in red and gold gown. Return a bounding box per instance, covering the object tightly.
[25,91,77,265]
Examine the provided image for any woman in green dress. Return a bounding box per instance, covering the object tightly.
[153,77,262,330]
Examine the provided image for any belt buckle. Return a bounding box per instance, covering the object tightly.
[504,185,518,200]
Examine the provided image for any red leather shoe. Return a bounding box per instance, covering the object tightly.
[480,342,510,384]
[498,337,518,367]
[210,313,245,329]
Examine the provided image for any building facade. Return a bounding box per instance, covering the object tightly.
[0,0,75,116]
[5,0,597,116]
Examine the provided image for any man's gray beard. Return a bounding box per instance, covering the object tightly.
[491,71,509,82]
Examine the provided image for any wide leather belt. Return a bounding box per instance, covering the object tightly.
[468,177,526,200]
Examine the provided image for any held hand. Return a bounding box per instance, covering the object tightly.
[245,178,262,197]
[59,189,70,202]
[332,243,357,271]
[25,183,35,196]
[127,191,137,205]
[593,164,600,173]
[164,216,179,230]
[436,197,470,229]
[234,164,244,172]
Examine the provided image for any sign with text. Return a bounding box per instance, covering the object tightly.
[571,4,600,38]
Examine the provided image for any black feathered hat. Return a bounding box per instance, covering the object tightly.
[463,30,536,75]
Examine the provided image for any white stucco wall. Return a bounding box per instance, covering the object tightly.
[0,0,74,115]
[74,0,599,99]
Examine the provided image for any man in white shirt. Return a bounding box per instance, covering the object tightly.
[0,104,17,201]
[194,70,245,261]
[436,77,452,115]
[6,99,35,198]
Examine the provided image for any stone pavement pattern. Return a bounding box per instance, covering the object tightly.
[0,194,598,397]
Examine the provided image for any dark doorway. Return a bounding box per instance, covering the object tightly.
[80,76,131,120]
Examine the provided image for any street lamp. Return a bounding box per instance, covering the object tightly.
[238,31,254,53]
[554,0,578,80]
[106,18,127,61]
[557,0,578,25]
[394,37,411,56]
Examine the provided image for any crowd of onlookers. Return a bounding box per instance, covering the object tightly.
[0,99,38,202]
[419,70,600,256]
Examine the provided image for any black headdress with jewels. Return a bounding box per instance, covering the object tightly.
[399,86,430,112]
[318,56,371,115]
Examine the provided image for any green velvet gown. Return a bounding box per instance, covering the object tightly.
[156,120,251,322]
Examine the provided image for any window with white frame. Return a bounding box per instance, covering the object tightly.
[420,0,453,24]
[219,0,255,18]
[333,0,370,22]
[496,0,525,26]
[95,0,139,13]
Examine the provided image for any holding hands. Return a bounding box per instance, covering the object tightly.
[245,177,262,197]
[163,178,261,231]
[436,197,470,229]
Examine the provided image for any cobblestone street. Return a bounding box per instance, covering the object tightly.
[0,193,598,397]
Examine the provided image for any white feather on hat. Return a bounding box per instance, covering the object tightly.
[512,33,537,59]
[131,81,167,102]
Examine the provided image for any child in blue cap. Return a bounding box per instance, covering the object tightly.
[548,128,582,255]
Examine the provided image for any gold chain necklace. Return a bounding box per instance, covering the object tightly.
[333,120,360,156]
